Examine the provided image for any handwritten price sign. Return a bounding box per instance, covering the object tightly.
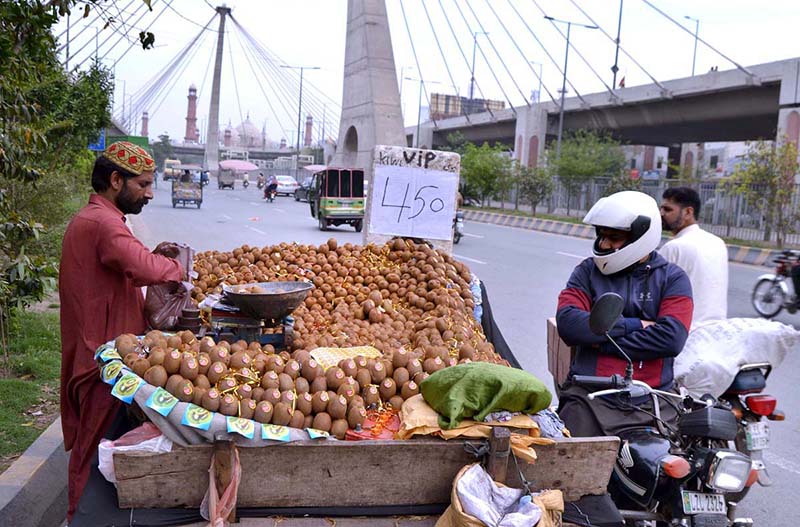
[370,163,458,240]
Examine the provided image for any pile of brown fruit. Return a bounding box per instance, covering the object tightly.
[191,238,505,366]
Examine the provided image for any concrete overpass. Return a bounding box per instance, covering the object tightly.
[168,143,301,166]
[407,58,800,169]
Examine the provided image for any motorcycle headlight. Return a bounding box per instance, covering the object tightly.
[706,451,751,492]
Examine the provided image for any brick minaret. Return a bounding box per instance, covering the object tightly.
[185,84,199,143]
[304,115,313,147]
[141,111,149,137]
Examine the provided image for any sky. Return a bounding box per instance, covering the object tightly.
[53,0,800,146]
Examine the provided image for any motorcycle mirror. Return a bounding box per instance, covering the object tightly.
[589,292,625,336]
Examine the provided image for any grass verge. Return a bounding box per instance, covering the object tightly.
[0,307,61,474]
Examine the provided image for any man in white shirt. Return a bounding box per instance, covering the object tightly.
[659,187,728,328]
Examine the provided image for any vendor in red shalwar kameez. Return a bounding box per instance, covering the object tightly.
[59,141,185,520]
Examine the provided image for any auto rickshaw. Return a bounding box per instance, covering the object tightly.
[308,167,365,232]
[171,165,203,209]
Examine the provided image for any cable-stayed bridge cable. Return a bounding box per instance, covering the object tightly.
[399,0,438,129]
[64,0,148,64]
[109,0,175,69]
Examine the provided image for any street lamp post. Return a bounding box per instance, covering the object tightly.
[612,0,623,88]
[469,31,489,108]
[406,77,443,148]
[530,61,543,103]
[684,15,700,76]
[281,64,320,152]
[544,16,598,160]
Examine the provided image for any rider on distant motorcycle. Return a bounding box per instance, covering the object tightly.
[556,191,694,437]
[257,172,265,189]
[264,174,278,200]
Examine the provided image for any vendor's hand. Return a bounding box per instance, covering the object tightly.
[153,241,180,259]
[641,320,656,329]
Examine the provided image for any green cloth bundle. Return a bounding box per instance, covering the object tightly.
[420,362,552,429]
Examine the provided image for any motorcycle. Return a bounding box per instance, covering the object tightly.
[242,178,250,189]
[264,185,277,202]
[257,179,265,190]
[570,293,756,527]
[453,210,464,244]
[718,362,784,503]
[751,249,800,317]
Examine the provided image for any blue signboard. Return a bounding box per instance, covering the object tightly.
[88,129,106,151]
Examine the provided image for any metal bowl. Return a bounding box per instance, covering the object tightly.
[222,281,314,320]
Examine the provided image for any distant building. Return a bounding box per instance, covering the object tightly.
[428,93,505,120]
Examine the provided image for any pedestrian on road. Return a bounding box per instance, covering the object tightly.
[59,141,185,521]
[659,187,728,328]
[556,191,693,438]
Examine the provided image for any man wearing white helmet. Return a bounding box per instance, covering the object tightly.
[556,191,694,437]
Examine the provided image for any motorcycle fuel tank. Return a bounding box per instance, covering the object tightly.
[610,428,673,509]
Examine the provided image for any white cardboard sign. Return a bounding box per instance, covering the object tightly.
[370,146,460,241]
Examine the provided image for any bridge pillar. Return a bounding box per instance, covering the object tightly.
[411,123,434,149]
[332,0,405,172]
[513,104,547,168]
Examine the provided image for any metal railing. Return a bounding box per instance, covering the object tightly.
[486,177,800,246]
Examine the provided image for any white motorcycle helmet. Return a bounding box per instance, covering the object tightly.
[583,191,661,275]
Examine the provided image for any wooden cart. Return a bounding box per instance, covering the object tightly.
[114,431,619,526]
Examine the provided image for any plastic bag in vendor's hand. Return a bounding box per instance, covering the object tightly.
[145,280,195,330]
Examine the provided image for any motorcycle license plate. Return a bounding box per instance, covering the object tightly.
[681,491,726,515]
[746,421,770,450]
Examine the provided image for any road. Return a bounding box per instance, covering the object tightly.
[135,182,797,525]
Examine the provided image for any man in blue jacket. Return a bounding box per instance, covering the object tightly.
[556,191,693,437]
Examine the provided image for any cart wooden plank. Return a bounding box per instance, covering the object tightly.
[114,435,619,509]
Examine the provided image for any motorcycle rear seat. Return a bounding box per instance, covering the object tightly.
[724,368,766,395]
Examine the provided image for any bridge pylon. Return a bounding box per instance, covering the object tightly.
[203,5,231,174]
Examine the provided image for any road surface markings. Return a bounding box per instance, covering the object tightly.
[463,232,484,239]
[274,208,285,213]
[556,251,586,259]
[454,254,487,265]
[221,214,232,220]
[765,451,800,476]
[248,226,266,235]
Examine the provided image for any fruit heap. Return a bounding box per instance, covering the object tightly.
[112,239,508,439]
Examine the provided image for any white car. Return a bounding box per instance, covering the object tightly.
[275,175,300,196]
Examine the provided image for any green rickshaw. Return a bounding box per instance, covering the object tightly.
[308,167,365,232]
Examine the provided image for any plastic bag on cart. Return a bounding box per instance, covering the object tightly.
[145,243,196,330]
[98,422,173,484]
[674,317,800,398]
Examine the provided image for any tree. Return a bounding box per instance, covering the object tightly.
[604,170,642,196]
[460,142,512,206]
[546,130,626,214]
[515,161,553,216]
[151,133,175,170]
[727,139,799,247]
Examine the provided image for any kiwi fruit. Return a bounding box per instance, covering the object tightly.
[179,355,199,381]
[295,377,310,394]
[252,353,268,374]
[143,365,168,388]
[330,418,349,439]
[192,387,207,406]
[207,362,228,384]
[148,347,166,367]
[194,374,211,390]
[175,379,194,402]
[261,371,280,390]
[296,392,313,415]
[326,367,346,390]
[254,401,273,423]
[293,350,311,363]
[229,350,251,370]
[369,361,387,384]
[392,367,410,387]
[165,374,185,395]
[312,412,332,432]
[392,348,410,369]
[339,358,358,378]
[167,335,182,350]
[209,346,230,365]
[272,402,293,426]
[388,395,405,410]
[363,385,381,407]
[401,380,420,399]
[218,394,239,416]
[289,409,305,429]
[202,388,221,412]
[199,336,215,354]
[311,391,330,414]
[197,353,211,375]
[301,359,323,381]
[280,390,296,409]
[337,384,356,403]
[327,394,348,420]
[266,355,285,374]
[236,384,253,400]
[164,349,182,374]
[218,377,237,394]
[310,375,327,393]
[251,387,265,402]
[283,359,301,379]
[123,352,139,369]
[379,378,397,400]
[423,357,444,374]
[131,357,150,378]
[278,373,295,392]
[406,358,423,377]
[347,404,367,429]
[263,388,281,406]
[413,372,430,384]
[240,398,256,420]
[303,415,314,429]
[354,355,368,369]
